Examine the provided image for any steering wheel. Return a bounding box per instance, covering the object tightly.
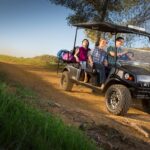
[126,51,134,57]
[120,51,134,61]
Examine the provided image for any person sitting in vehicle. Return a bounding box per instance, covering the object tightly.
[107,37,129,66]
[74,39,91,82]
[89,38,108,86]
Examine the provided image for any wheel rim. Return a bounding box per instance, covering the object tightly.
[108,90,120,110]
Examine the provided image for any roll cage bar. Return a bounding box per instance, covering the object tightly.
[73,22,150,37]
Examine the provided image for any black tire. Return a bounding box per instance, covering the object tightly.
[60,71,73,91]
[142,99,150,114]
[105,84,132,116]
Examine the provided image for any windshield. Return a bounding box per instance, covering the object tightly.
[117,49,150,71]
[118,60,150,72]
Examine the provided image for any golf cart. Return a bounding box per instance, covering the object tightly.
[59,22,150,116]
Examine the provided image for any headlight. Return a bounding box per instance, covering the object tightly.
[124,73,134,81]
[124,73,130,79]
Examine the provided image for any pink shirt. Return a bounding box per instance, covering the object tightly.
[78,47,88,61]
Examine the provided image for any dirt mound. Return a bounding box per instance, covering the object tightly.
[87,125,150,150]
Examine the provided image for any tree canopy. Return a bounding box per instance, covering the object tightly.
[49,0,150,43]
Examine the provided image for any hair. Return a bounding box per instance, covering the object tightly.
[116,37,124,42]
[99,38,107,42]
[95,37,107,46]
[82,39,89,49]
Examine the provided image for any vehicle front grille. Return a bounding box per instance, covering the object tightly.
[135,82,150,99]
[138,82,150,88]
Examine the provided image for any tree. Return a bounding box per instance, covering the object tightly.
[49,0,150,43]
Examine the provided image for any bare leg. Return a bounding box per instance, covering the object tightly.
[84,72,88,83]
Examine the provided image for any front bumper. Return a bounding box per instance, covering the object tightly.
[131,82,150,99]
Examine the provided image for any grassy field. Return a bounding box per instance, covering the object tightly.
[0,73,98,150]
[0,54,57,66]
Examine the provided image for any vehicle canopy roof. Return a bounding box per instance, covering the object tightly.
[73,22,150,39]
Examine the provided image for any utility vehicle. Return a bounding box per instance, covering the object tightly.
[59,22,150,115]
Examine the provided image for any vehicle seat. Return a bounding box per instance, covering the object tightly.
[70,63,80,69]
[85,64,98,85]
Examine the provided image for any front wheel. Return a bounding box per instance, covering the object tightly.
[105,84,132,115]
[60,71,73,91]
[142,99,150,114]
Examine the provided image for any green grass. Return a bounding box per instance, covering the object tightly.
[0,54,58,67]
[0,81,97,150]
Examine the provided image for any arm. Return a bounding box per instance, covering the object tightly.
[88,54,94,66]
[103,53,108,66]
[118,50,128,56]
[107,46,115,57]
[108,47,127,57]
[109,51,115,57]
[74,49,80,62]
[103,59,108,66]
[88,49,94,66]
[109,49,125,57]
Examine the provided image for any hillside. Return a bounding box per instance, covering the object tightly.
[0,54,57,66]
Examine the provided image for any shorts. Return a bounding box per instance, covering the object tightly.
[80,61,87,70]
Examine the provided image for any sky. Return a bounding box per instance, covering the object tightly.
[0,0,149,57]
[0,0,87,57]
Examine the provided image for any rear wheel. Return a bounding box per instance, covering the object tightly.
[105,84,132,115]
[142,99,150,114]
[60,71,73,91]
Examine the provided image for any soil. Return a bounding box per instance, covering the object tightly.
[0,61,150,150]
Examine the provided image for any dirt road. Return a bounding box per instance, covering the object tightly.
[0,61,150,150]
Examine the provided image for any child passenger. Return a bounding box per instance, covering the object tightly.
[74,39,90,83]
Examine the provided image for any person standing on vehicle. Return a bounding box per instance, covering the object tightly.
[90,38,108,85]
[74,39,90,82]
[107,37,128,66]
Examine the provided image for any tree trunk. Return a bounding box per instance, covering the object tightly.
[95,0,109,46]
[101,0,109,22]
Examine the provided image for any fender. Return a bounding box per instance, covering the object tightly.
[103,76,137,93]
[62,66,70,73]
[62,65,79,80]
[103,78,122,93]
